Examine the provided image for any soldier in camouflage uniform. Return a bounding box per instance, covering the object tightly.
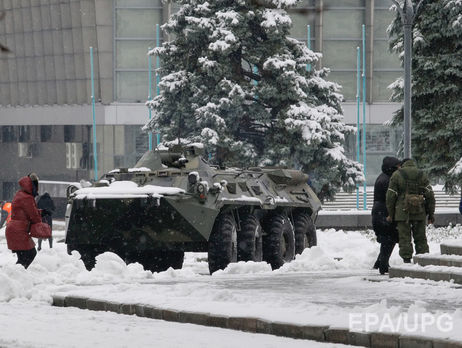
[386,159,435,263]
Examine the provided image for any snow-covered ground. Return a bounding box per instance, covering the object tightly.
[1,222,462,346]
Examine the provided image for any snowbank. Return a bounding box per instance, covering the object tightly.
[1,224,461,304]
[0,224,461,344]
[0,247,153,303]
[0,224,461,342]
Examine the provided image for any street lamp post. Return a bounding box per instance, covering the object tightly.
[390,0,424,159]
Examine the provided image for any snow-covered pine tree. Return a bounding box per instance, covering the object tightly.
[388,0,462,191]
[144,0,364,199]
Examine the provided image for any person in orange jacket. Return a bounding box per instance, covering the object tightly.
[0,200,12,228]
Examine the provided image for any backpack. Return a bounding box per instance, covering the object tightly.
[399,169,425,214]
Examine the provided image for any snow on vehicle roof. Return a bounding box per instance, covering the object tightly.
[160,139,204,149]
[274,196,289,203]
[188,142,204,149]
[108,167,152,173]
[220,195,262,204]
[73,181,184,199]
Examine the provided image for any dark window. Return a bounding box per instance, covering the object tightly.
[135,128,148,162]
[114,155,125,168]
[64,125,76,142]
[2,182,17,200]
[18,126,30,142]
[40,126,53,142]
[2,126,17,143]
[81,143,90,169]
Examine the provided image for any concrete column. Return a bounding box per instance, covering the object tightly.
[124,126,136,167]
[12,6,26,105]
[0,6,11,105]
[7,57,19,106]
[94,0,113,104]
[4,4,19,105]
[0,60,11,106]
[365,0,374,104]
[41,2,57,105]
[61,0,77,104]
[80,0,97,105]
[114,126,124,156]
[31,4,47,105]
[102,125,115,173]
[49,1,66,105]
[70,0,86,104]
[162,2,171,42]
[314,0,323,69]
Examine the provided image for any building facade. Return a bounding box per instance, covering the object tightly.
[0,0,402,200]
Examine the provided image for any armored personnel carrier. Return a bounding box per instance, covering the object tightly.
[65,144,321,274]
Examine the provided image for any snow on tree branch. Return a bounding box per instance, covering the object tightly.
[144,0,364,199]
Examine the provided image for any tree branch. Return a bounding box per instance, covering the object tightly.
[242,68,260,82]
[390,0,405,22]
[414,0,425,18]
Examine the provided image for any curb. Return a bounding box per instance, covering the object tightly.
[413,256,462,268]
[52,296,462,348]
[441,244,462,257]
[389,267,462,285]
[316,212,462,229]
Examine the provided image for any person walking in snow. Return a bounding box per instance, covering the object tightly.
[459,193,462,215]
[37,192,55,250]
[386,159,435,263]
[5,173,42,268]
[0,200,12,228]
[372,156,401,274]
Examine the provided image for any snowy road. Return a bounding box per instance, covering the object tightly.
[56,264,462,334]
[1,224,462,346]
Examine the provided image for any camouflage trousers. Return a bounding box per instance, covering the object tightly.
[397,220,429,260]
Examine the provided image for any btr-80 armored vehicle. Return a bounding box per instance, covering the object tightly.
[65,144,321,274]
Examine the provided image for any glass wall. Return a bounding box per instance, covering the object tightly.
[321,0,365,101]
[344,124,403,184]
[0,124,150,193]
[113,0,401,104]
[373,0,402,101]
[289,1,316,46]
[114,0,162,102]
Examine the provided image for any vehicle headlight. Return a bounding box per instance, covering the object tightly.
[197,183,205,194]
[188,172,198,185]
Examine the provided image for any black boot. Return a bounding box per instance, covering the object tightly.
[379,264,389,275]
[378,242,395,274]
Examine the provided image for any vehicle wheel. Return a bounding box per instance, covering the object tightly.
[135,250,185,272]
[263,213,295,270]
[294,213,317,255]
[208,213,237,274]
[69,244,98,271]
[164,250,185,270]
[237,214,263,262]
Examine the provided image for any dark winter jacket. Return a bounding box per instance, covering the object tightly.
[5,176,42,251]
[37,192,55,228]
[459,195,462,215]
[372,157,401,243]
